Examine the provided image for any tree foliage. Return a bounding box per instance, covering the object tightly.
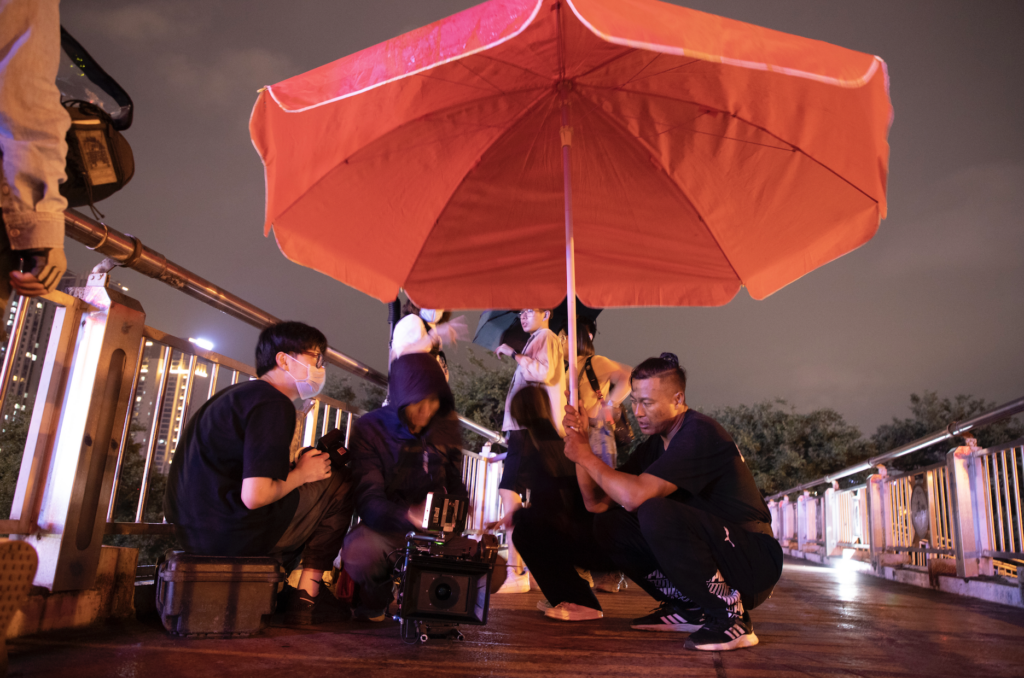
[707,399,873,496]
[0,408,32,521]
[449,349,515,450]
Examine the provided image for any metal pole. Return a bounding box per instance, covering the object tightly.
[560,90,578,409]
[64,209,385,387]
[64,209,506,445]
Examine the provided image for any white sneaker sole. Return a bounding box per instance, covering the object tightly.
[686,632,759,651]
[544,607,603,622]
[630,622,703,633]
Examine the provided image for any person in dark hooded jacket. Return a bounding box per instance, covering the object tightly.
[342,352,466,620]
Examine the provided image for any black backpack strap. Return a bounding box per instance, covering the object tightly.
[583,357,604,400]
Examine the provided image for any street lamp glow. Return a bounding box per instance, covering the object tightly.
[189,337,215,351]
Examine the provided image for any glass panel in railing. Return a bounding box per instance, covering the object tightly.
[0,297,60,519]
[108,339,168,522]
[142,349,192,523]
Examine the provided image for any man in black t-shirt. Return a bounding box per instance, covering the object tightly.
[165,321,353,624]
[559,353,782,651]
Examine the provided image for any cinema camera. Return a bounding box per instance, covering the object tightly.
[392,493,500,644]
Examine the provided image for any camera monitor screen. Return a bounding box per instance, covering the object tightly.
[421,493,469,534]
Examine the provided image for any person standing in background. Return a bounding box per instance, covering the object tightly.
[493,308,566,594]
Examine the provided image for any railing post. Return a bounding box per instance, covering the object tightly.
[825,482,839,557]
[867,465,888,569]
[947,444,995,578]
[767,500,780,540]
[779,496,794,549]
[16,282,145,591]
[797,491,809,551]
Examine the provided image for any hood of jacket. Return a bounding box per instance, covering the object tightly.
[387,352,455,419]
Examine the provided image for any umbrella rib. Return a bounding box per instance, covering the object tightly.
[574,93,743,286]
[584,83,882,205]
[621,57,704,87]
[454,59,508,94]
[474,53,555,84]
[573,48,644,82]
[415,71,509,95]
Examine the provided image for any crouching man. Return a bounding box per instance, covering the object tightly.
[165,321,354,624]
[344,352,467,621]
[562,353,782,651]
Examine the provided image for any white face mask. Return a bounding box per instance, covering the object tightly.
[419,308,444,323]
[282,353,326,399]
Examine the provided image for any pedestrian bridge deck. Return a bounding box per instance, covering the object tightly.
[10,557,1024,677]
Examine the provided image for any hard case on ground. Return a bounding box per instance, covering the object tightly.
[155,551,285,638]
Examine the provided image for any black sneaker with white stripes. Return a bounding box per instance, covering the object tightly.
[684,611,758,651]
[630,600,706,632]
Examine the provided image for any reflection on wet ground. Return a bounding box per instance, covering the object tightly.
[10,557,1024,677]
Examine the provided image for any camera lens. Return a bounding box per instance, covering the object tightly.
[427,575,461,609]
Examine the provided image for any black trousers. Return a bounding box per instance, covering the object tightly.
[512,506,618,610]
[270,467,354,572]
[593,499,783,614]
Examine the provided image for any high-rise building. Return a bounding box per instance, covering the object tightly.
[0,270,126,426]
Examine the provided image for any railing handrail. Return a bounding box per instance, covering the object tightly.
[768,395,1024,501]
[64,208,505,445]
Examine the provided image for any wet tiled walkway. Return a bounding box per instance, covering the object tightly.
[9,557,1024,677]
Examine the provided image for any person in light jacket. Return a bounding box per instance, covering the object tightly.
[493,308,566,593]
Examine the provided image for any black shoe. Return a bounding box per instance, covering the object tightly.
[630,600,706,632]
[285,585,349,625]
[684,611,758,651]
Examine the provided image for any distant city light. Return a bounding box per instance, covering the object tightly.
[189,337,214,351]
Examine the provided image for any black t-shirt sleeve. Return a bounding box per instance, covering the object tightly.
[242,400,297,480]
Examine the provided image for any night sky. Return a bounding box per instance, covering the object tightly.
[59,1,1024,435]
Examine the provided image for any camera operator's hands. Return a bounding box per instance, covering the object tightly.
[406,500,427,529]
[10,247,67,296]
[294,447,331,484]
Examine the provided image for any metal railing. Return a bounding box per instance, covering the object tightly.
[769,397,1024,586]
[63,208,504,446]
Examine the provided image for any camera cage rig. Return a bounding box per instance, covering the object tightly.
[391,495,501,644]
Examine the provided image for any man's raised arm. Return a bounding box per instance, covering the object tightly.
[563,402,676,512]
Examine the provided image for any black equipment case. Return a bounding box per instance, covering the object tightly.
[156,552,285,638]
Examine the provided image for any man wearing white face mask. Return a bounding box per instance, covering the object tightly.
[166,322,354,625]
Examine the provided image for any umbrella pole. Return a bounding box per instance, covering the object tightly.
[560,98,578,411]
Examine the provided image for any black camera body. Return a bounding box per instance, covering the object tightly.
[393,495,500,643]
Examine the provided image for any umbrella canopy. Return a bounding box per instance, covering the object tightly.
[250,0,891,312]
[473,310,530,354]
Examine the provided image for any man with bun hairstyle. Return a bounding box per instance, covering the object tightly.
[561,353,782,651]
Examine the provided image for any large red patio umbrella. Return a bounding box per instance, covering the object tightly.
[250,0,891,403]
